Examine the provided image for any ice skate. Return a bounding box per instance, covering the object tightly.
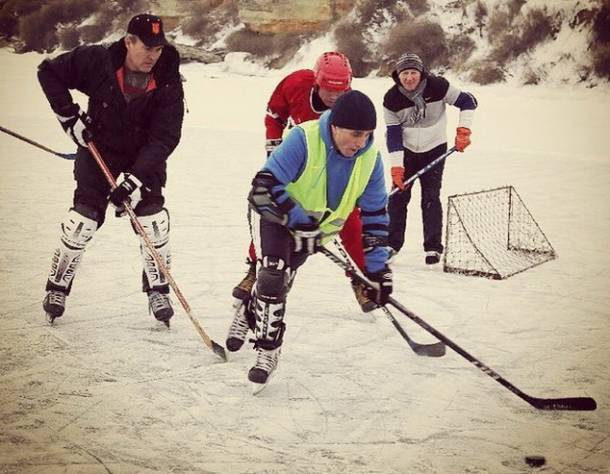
[226,298,254,352]
[148,290,173,327]
[248,346,281,395]
[43,290,66,324]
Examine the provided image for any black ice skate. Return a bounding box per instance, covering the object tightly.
[248,346,281,395]
[147,290,173,327]
[43,290,66,324]
[226,298,253,352]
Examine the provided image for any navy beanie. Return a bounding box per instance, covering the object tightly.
[329,90,377,130]
[395,52,424,74]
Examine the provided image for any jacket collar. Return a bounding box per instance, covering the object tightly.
[108,38,181,87]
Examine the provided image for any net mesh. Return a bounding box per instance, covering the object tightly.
[444,186,556,279]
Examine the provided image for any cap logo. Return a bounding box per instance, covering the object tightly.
[152,22,161,35]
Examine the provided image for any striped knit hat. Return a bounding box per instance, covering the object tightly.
[395,52,424,74]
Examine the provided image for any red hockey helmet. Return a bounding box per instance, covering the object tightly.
[313,52,352,91]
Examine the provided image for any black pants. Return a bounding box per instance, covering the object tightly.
[47,147,168,294]
[73,146,165,226]
[255,219,310,298]
[388,143,447,253]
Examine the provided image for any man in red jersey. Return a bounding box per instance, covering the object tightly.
[232,52,376,313]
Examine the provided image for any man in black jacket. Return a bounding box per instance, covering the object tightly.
[38,14,184,325]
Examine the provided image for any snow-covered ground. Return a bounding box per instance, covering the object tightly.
[1,49,609,473]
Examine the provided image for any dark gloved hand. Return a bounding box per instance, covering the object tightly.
[108,174,142,210]
[365,265,393,305]
[455,127,472,152]
[293,219,321,255]
[265,138,282,157]
[55,103,92,148]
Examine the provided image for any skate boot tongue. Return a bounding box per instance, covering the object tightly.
[147,291,173,324]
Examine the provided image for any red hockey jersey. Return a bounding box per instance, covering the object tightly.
[265,69,328,140]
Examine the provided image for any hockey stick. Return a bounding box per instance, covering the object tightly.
[321,247,596,411]
[86,140,227,362]
[0,125,76,160]
[389,147,456,197]
[330,241,445,357]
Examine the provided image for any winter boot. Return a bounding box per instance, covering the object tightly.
[351,280,377,313]
[226,297,255,352]
[232,260,257,300]
[43,290,67,322]
[148,290,173,325]
[425,250,441,265]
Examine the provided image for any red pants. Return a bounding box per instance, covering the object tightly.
[248,208,365,271]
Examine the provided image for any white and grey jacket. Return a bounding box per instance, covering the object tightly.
[383,74,477,166]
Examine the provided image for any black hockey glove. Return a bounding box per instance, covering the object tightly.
[365,265,393,306]
[293,219,321,255]
[109,174,143,210]
[55,103,92,148]
[265,138,282,157]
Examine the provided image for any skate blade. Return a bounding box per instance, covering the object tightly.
[154,319,170,329]
[46,313,58,325]
[251,381,268,395]
[250,370,275,395]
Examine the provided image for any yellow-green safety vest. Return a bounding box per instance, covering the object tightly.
[286,120,378,244]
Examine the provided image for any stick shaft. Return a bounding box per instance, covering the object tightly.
[0,125,75,159]
[87,141,224,358]
[389,147,456,197]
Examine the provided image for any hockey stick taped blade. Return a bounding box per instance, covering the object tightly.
[212,341,228,362]
[529,396,597,411]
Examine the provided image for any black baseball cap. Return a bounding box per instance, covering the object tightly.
[127,14,168,47]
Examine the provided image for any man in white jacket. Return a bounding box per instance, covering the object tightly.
[383,52,477,264]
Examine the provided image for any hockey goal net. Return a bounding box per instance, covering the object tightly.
[443,186,556,279]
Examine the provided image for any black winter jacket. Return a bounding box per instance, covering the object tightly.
[38,39,184,186]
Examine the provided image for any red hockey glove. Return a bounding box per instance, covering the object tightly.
[391,166,406,191]
[455,127,471,152]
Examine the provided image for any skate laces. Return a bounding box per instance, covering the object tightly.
[254,347,279,373]
[46,291,66,306]
[148,291,171,312]
[228,304,250,338]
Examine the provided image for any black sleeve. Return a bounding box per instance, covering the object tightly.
[128,81,185,184]
[37,45,106,114]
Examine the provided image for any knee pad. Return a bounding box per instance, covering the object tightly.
[256,256,290,301]
[61,208,99,250]
[137,208,170,247]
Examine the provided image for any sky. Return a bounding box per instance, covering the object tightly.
[0,45,609,473]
